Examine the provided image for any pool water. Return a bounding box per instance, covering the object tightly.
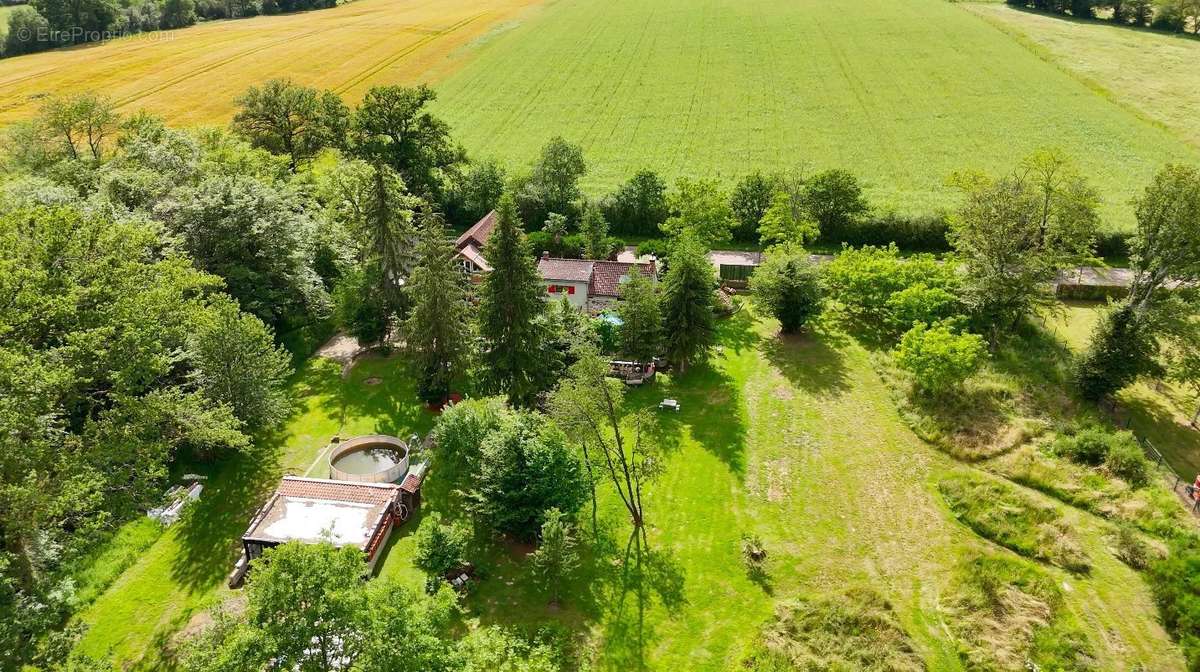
[330,447,405,475]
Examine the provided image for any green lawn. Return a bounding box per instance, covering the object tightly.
[71,354,437,667]
[373,308,1183,670]
[430,0,1199,228]
[73,305,1193,669]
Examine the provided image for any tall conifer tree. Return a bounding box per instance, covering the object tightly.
[477,194,549,406]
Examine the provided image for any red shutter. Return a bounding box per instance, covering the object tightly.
[547,285,555,294]
[567,286,575,295]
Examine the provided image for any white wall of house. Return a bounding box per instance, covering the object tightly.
[543,280,589,309]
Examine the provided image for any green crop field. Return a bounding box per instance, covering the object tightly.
[428,0,1200,228]
[967,3,1200,150]
[1,0,1198,228]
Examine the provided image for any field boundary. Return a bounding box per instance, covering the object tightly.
[961,3,1196,151]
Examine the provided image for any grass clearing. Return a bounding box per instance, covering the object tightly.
[966,3,1200,150]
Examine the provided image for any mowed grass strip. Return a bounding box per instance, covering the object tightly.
[430,0,1199,227]
[966,3,1200,150]
[0,0,543,125]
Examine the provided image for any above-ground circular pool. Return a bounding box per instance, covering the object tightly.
[328,435,409,483]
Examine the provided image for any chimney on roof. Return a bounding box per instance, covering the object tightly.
[542,251,550,260]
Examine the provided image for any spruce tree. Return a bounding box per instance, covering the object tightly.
[477,194,550,406]
[403,208,472,403]
[660,232,716,372]
[616,269,662,362]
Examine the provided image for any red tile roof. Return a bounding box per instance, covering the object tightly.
[590,260,658,297]
[275,476,400,506]
[456,210,498,250]
[537,258,594,283]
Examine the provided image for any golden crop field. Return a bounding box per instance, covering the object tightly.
[0,0,543,125]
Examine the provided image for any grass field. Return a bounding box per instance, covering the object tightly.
[0,0,542,125]
[1,0,1198,227]
[966,3,1200,150]
[67,304,1193,669]
[428,0,1199,226]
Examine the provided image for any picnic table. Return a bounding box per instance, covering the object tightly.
[659,399,680,412]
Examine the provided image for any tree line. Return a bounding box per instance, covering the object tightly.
[1006,0,1200,35]
[2,0,336,58]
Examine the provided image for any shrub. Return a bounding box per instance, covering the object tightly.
[1054,427,1116,466]
[822,245,957,331]
[1148,534,1200,669]
[895,322,986,396]
[1111,524,1152,570]
[817,211,950,252]
[740,533,768,579]
[412,513,469,578]
[750,244,824,333]
[885,282,961,334]
[634,237,670,259]
[1105,439,1152,489]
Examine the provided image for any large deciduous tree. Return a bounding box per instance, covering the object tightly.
[156,174,327,327]
[477,194,551,407]
[188,297,293,433]
[403,208,473,403]
[601,169,669,237]
[730,172,775,242]
[350,84,464,202]
[232,79,348,172]
[661,177,734,246]
[948,152,1097,344]
[1076,164,1200,399]
[549,344,662,538]
[515,136,587,226]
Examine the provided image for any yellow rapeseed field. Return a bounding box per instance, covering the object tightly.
[0,0,542,125]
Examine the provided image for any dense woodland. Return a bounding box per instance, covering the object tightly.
[2,77,1200,671]
[1,0,338,58]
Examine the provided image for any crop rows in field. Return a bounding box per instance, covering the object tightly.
[430,0,1200,227]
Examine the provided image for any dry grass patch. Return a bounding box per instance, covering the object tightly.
[991,442,1192,539]
[741,588,926,671]
[939,472,1091,573]
[944,555,1096,671]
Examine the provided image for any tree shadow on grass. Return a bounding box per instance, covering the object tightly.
[593,529,687,672]
[630,359,749,477]
[316,351,436,441]
[1122,387,1200,479]
[759,326,851,397]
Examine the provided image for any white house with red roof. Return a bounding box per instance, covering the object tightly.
[455,210,497,274]
[536,253,658,312]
